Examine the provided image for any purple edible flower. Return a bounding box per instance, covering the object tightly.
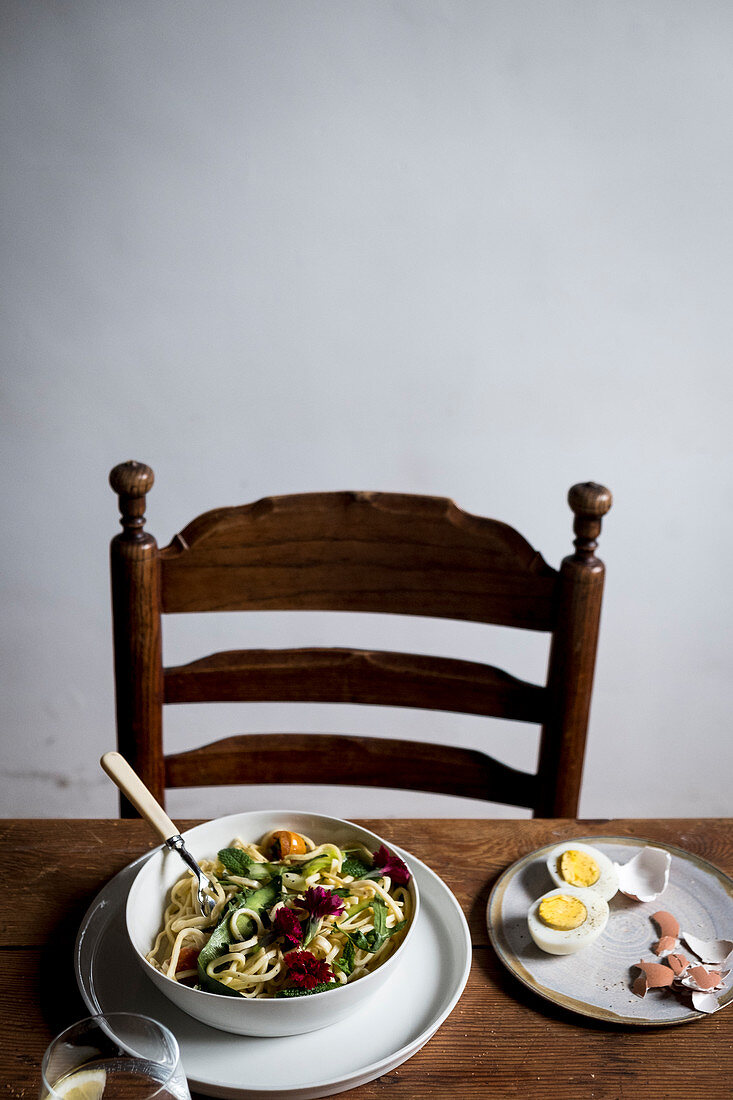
[284,950,333,990]
[273,905,303,949]
[372,844,411,886]
[301,886,345,919]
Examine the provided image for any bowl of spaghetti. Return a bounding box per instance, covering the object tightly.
[125,810,420,1035]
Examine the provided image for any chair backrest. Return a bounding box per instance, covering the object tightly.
[109,462,612,818]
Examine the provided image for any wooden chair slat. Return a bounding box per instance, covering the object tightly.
[159,492,558,629]
[163,733,538,808]
[163,647,546,722]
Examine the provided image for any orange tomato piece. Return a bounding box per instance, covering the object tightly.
[270,830,308,859]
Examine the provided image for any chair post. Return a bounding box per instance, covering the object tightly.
[109,461,164,817]
[536,482,612,817]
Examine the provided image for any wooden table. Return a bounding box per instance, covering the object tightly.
[2,818,732,1099]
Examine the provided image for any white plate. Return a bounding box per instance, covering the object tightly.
[487,836,733,1025]
[76,845,471,1099]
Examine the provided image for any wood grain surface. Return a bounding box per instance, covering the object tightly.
[2,818,732,1099]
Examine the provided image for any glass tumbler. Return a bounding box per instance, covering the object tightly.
[39,1013,191,1100]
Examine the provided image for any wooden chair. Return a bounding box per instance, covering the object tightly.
[109,462,612,819]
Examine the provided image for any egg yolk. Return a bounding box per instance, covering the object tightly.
[538,894,587,930]
[558,849,600,888]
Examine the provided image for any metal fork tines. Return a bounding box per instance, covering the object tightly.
[166,834,217,916]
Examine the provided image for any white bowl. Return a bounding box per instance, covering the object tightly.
[125,810,420,1036]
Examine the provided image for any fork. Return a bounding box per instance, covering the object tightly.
[100,751,216,917]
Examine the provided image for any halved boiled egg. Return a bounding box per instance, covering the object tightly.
[527,886,609,955]
[545,841,619,902]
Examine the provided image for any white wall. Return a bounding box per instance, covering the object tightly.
[2,1,731,820]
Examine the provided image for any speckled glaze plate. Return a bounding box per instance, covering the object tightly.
[487,836,733,1025]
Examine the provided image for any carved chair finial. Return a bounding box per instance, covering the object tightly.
[567,481,612,560]
[110,461,155,539]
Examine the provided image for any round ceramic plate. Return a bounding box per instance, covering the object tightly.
[76,845,471,1099]
[487,836,733,1026]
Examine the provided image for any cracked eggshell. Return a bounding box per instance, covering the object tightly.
[681,933,733,967]
[678,965,727,992]
[666,953,690,976]
[615,846,671,902]
[632,959,676,998]
[690,991,721,1014]
[651,910,680,955]
[677,966,729,1014]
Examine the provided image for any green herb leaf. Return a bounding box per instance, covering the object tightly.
[371,897,388,941]
[218,848,287,884]
[336,898,391,956]
[217,848,254,875]
[333,937,355,976]
[336,925,372,952]
[301,915,320,947]
[341,856,372,879]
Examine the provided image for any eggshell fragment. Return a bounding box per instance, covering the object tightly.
[651,910,680,955]
[666,953,690,976]
[681,933,733,967]
[615,847,670,902]
[628,903,732,1013]
[679,966,726,992]
[690,991,720,1014]
[652,910,680,939]
[632,959,676,997]
[675,963,729,1013]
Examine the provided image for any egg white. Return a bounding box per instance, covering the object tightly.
[527,886,609,955]
[545,841,619,901]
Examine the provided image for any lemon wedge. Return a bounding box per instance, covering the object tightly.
[46,1067,107,1100]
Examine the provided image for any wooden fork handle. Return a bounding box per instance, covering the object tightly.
[100,751,179,842]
